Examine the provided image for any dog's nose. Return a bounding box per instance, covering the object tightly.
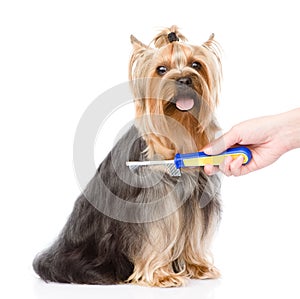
[177,77,192,86]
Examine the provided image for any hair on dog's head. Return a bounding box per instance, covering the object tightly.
[129,25,222,159]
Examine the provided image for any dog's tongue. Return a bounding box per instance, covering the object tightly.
[176,98,194,111]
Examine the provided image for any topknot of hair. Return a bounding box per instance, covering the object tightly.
[152,25,187,48]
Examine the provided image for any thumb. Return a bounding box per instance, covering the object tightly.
[203,129,239,155]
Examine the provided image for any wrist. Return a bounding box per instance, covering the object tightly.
[278,108,300,152]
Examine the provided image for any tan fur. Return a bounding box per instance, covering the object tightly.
[127,26,222,287]
[129,26,222,160]
[126,172,220,287]
[33,26,222,288]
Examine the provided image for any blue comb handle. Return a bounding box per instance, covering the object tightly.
[174,146,252,169]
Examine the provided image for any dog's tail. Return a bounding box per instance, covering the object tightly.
[152,25,187,48]
[33,248,59,282]
[32,195,135,285]
[32,242,72,283]
[33,238,134,285]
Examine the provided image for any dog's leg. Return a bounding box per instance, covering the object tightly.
[127,249,187,287]
[182,198,221,280]
[126,212,188,287]
[183,253,220,279]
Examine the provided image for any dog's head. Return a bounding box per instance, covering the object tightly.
[129,26,222,159]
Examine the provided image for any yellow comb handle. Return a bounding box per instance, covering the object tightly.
[182,153,249,167]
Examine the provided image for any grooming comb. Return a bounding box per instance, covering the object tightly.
[126,146,252,177]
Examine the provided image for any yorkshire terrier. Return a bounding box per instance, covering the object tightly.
[33,25,222,287]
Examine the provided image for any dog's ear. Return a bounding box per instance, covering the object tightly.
[129,35,150,82]
[202,33,222,61]
[202,33,215,49]
[130,35,148,51]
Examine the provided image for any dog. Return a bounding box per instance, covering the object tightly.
[33,25,222,287]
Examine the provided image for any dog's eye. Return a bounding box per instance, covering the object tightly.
[156,66,168,76]
[191,61,202,70]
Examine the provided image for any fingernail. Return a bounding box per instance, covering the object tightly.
[237,155,244,163]
[203,146,212,154]
[224,156,233,164]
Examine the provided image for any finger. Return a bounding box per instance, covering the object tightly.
[203,164,219,176]
[229,155,245,176]
[219,156,233,176]
[203,129,239,155]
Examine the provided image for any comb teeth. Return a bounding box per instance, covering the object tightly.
[126,160,181,177]
[167,164,181,177]
[128,165,140,171]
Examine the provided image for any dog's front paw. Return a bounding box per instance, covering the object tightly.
[186,263,220,280]
[151,272,186,287]
[127,267,187,287]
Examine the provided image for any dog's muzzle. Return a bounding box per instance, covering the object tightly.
[172,78,199,111]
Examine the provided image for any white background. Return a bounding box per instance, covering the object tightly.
[1,0,300,298]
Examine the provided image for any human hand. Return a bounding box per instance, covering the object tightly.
[202,109,300,176]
